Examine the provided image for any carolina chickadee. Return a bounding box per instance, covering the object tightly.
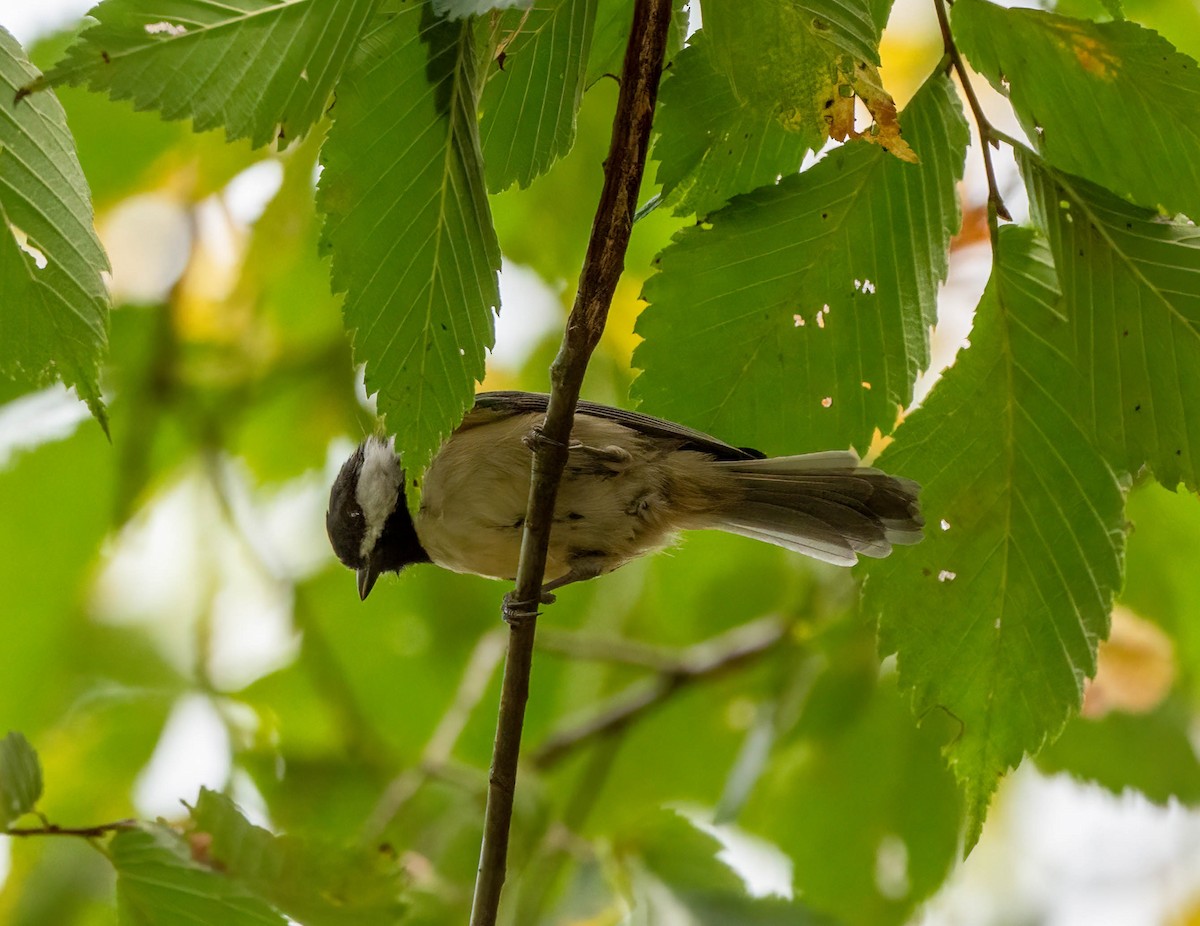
[327,391,923,600]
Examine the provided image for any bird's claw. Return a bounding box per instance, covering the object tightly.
[522,426,579,454]
[502,590,556,626]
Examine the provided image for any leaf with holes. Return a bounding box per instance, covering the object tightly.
[0,27,108,425]
[862,226,1126,850]
[634,74,965,456]
[319,2,501,480]
[954,0,1200,219]
[1021,150,1200,490]
[39,0,379,148]
[479,0,597,192]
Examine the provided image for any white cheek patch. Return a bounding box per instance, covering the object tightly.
[356,436,403,559]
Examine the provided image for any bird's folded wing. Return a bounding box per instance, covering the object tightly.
[467,391,764,462]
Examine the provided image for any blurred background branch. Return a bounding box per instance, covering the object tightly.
[533,615,793,768]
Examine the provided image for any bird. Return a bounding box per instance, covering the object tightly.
[326,391,923,601]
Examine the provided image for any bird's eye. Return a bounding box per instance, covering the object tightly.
[349,509,363,521]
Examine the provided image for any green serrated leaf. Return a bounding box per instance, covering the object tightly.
[1037,705,1200,805]
[1020,150,1200,490]
[40,0,379,149]
[652,28,816,217]
[954,0,1200,219]
[189,789,406,926]
[1111,0,1200,60]
[0,27,109,426]
[862,226,1127,850]
[319,3,501,479]
[480,0,597,192]
[634,74,966,455]
[0,732,43,827]
[112,825,286,926]
[742,677,960,926]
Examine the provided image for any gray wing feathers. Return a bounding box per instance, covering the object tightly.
[471,391,761,461]
[730,451,861,473]
[711,455,924,565]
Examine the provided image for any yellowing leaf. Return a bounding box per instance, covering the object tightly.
[855,71,917,162]
[825,58,916,162]
[954,0,1200,219]
[702,0,914,161]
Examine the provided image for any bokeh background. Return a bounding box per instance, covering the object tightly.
[3,1,1200,923]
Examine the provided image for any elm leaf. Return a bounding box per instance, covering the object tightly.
[0,27,108,425]
[319,3,501,479]
[863,226,1126,849]
[954,0,1200,218]
[39,0,379,149]
[1021,150,1200,490]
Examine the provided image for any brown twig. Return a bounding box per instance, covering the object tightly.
[468,1,673,923]
[533,616,792,769]
[5,820,137,839]
[934,0,1011,234]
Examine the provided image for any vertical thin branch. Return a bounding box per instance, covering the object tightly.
[468,2,674,923]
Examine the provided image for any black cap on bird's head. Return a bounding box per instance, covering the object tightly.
[326,436,430,600]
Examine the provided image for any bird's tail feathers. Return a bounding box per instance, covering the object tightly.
[708,453,923,566]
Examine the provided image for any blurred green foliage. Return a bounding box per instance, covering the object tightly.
[3,0,1200,924]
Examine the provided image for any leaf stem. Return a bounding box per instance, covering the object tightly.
[934,0,1011,229]
[987,126,1027,154]
[468,2,674,924]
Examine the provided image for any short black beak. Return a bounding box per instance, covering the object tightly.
[357,560,382,600]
